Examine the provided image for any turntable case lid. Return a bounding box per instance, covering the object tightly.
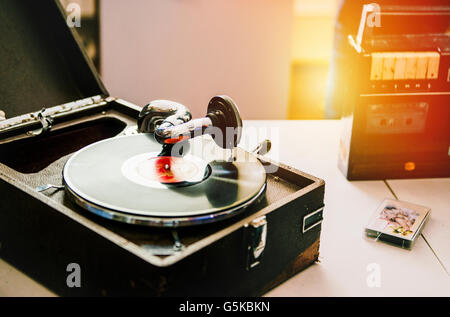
[0,0,107,120]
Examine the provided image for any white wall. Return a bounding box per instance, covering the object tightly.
[100,0,293,119]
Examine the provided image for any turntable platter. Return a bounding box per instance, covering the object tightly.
[63,134,266,226]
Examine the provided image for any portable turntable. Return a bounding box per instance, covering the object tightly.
[0,0,325,296]
[61,96,268,227]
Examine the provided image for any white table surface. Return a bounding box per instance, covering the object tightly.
[386,179,450,275]
[1,120,449,297]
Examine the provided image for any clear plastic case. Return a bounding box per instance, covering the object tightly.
[364,198,431,250]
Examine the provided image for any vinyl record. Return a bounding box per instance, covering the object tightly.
[63,134,266,226]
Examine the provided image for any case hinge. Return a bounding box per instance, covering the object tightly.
[0,95,110,133]
[27,108,54,136]
[244,215,267,271]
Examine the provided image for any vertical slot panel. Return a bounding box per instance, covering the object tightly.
[382,53,395,80]
[393,53,406,80]
[405,53,418,79]
[370,53,384,80]
[415,53,428,79]
[426,52,440,79]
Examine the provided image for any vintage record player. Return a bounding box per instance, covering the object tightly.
[0,0,325,296]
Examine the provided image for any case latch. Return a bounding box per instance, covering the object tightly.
[28,108,54,136]
[245,215,267,271]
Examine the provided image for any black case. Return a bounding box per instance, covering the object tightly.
[0,0,325,296]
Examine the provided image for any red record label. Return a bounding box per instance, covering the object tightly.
[137,156,206,184]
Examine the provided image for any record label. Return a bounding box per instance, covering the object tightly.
[121,152,209,188]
